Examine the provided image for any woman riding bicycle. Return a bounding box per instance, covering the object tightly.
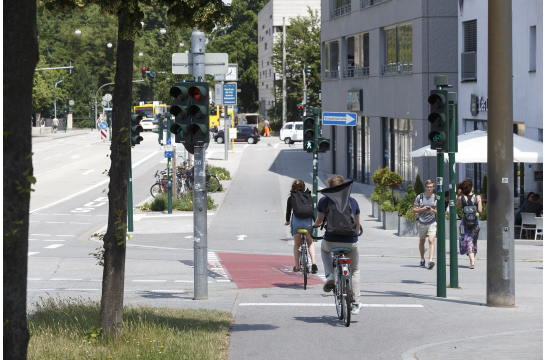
[312,175,362,316]
[284,179,318,273]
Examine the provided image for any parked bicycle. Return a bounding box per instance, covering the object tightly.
[150,170,169,198]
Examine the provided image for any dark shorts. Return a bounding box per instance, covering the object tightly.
[290,215,312,236]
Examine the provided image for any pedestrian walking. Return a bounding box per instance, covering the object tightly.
[313,175,362,315]
[456,178,482,269]
[39,118,45,134]
[413,179,437,269]
[52,117,59,133]
[284,179,317,273]
[264,118,270,137]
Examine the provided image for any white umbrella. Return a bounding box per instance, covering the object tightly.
[409,130,543,163]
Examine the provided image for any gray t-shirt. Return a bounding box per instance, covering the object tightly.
[414,193,437,225]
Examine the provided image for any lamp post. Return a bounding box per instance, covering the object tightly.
[54,79,62,120]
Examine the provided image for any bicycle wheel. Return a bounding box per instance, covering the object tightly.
[150,183,161,198]
[205,175,220,193]
[301,246,308,290]
[334,269,343,320]
[343,278,352,327]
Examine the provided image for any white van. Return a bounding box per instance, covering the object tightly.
[279,122,303,144]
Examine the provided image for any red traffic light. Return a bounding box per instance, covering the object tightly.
[190,87,206,101]
[142,66,146,71]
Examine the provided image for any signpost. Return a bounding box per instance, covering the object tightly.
[322,112,357,126]
[222,83,237,105]
[171,53,228,75]
[214,64,238,81]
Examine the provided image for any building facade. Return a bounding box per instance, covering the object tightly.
[257,0,321,117]
[457,0,543,198]
[320,0,458,189]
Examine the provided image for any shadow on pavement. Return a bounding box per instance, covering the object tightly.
[293,315,358,327]
[231,324,279,332]
[362,289,484,306]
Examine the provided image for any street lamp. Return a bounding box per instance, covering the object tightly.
[107,42,113,48]
[139,52,143,57]
[160,28,167,35]
[75,29,81,35]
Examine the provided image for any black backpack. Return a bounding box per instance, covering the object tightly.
[291,189,314,219]
[319,181,357,236]
[462,195,478,228]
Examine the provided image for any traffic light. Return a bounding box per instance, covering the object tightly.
[152,116,164,144]
[303,111,315,153]
[142,66,147,80]
[304,65,311,78]
[130,113,144,145]
[427,89,449,150]
[297,104,305,118]
[317,137,331,153]
[187,83,210,145]
[170,83,191,146]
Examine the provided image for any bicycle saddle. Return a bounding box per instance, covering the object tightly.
[331,247,352,254]
[297,229,309,234]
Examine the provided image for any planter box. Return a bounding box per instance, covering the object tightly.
[372,202,381,218]
[382,211,398,230]
[398,216,418,237]
[377,207,382,222]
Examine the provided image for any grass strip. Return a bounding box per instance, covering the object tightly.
[28,297,232,360]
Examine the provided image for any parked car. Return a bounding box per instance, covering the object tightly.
[279,121,303,144]
[214,126,260,144]
[140,119,158,132]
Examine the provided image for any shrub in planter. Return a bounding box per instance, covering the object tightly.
[399,209,418,236]
[414,174,424,196]
[381,171,403,207]
[150,194,168,211]
[404,210,417,222]
[397,185,416,217]
[372,166,390,192]
[381,201,397,212]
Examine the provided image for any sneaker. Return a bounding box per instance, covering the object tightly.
[428,260,435,269]
[311,264,318,274]
[323,274,334,292]
[351,303,361,315]
[420,259,425,267]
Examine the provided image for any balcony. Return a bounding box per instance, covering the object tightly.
[360,0,390,9]
[380,61,412,76]
[323,70,340,80]
[343,67,370,78]
[330,4,351,20]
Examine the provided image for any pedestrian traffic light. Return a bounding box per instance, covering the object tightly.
[427,89,449,150]
[303,113,315,153]
[130,113,144,145]
[142,66,147,80]
[152,116,164,144]
[317,137,331,153]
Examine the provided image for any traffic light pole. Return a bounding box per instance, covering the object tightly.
[167,116,172,214]
[192,27,208,300]
[436,151,446,298]
[312,120,318,239]
[448,101,458,289]
[128,148,134,232]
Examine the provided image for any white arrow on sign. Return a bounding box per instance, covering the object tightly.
[82,169,95,175]
[323,114,355,124]
[237,235,247,241]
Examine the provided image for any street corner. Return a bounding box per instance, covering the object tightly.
[217,252,323,289]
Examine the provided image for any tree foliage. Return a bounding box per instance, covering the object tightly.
[269,8,321,121]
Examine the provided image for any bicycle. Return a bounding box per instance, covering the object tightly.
[297,229,311,290]
[150,170,169,198]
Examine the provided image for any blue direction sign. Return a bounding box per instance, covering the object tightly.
[233,106,238,114]
[223,83,237,105]
[99,121,108,129]
[322,112,357,126]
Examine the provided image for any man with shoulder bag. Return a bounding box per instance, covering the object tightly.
[413,179,437,269]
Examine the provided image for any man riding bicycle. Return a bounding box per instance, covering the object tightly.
[313,175,362,315]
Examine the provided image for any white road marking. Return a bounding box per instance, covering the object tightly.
[53,214,70,216]
[142,213,214,219]
[184,236,192,238]
[237,235,247,241]
[44,244,64,249]
[174,280,214,283]
[75,214,92,216]
[28,252,40,256]
[32,214,49,216]
[239,303,424,307]
[71,222,90,224]
[50,278,82,281]
[205,151,215,159]
[46,222,65,224]
[29,239,37,241]
[70,155,80,159]
[274,142,280,148]
[97,215,108,217]
[132,280,167,282]
[26,288,190,293]
[55,154,63,156]
[57,235,74,237]
[242,144,249,149]
[82,169,95,175]
[31,234,51,236]
[43,240,66,242]
[43,157,52,160]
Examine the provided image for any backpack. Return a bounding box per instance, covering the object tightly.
[419,193,437,208]
[462,195,478,228]
[291,189,314,219]
[319,181,357,236]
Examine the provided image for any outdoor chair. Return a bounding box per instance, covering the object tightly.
[535,217,543,240]
[520,213,537,239]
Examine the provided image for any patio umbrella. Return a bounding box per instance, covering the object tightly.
[409,130,543,163]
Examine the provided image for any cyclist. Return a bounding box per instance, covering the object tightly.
[312,175,362,315]
[285,179,318,273]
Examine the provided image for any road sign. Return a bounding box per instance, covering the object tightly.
[164,151,174,158]
[233,106,238,114]
[215,83,222,105]
[214,64,238,81]
[101,100,107,106]
[68,100,74,106]
[223,83,237,105]
[101,128,108,140]
[229,128,237,138]
[99,121,108,129]
[171,53,228,75]
[322,112,357,126]
[103,94,112,102]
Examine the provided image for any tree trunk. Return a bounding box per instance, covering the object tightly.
[4,0,39,358]
[99,9,134,337]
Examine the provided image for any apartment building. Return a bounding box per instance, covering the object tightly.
[457,0,543,197]
[320,0,458,188]
[257,0,321,117]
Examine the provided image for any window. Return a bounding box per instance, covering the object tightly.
[330,0,351,19]
[266,85,268,89]
[262,82,264,86]
[265,43,267,50]
[462,20,477,80]
[347,36,355,68]
[269,69,271,76]
[324,41,340,79]
[266,30,268,35]
[382,23,412,75]
[263,25,265,29]
[270,15,272,19]
[262,61,263,67]
[295,124,303,130]
[344,33,370,78]
[530,26,536,71]
[267,61,269,66]
[285,123,293,130]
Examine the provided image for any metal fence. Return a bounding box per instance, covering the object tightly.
[343,67,370,78]
[380,61,413,76]
[323,70,340,80]
[360,0,389,9]
[330,4,351,19]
